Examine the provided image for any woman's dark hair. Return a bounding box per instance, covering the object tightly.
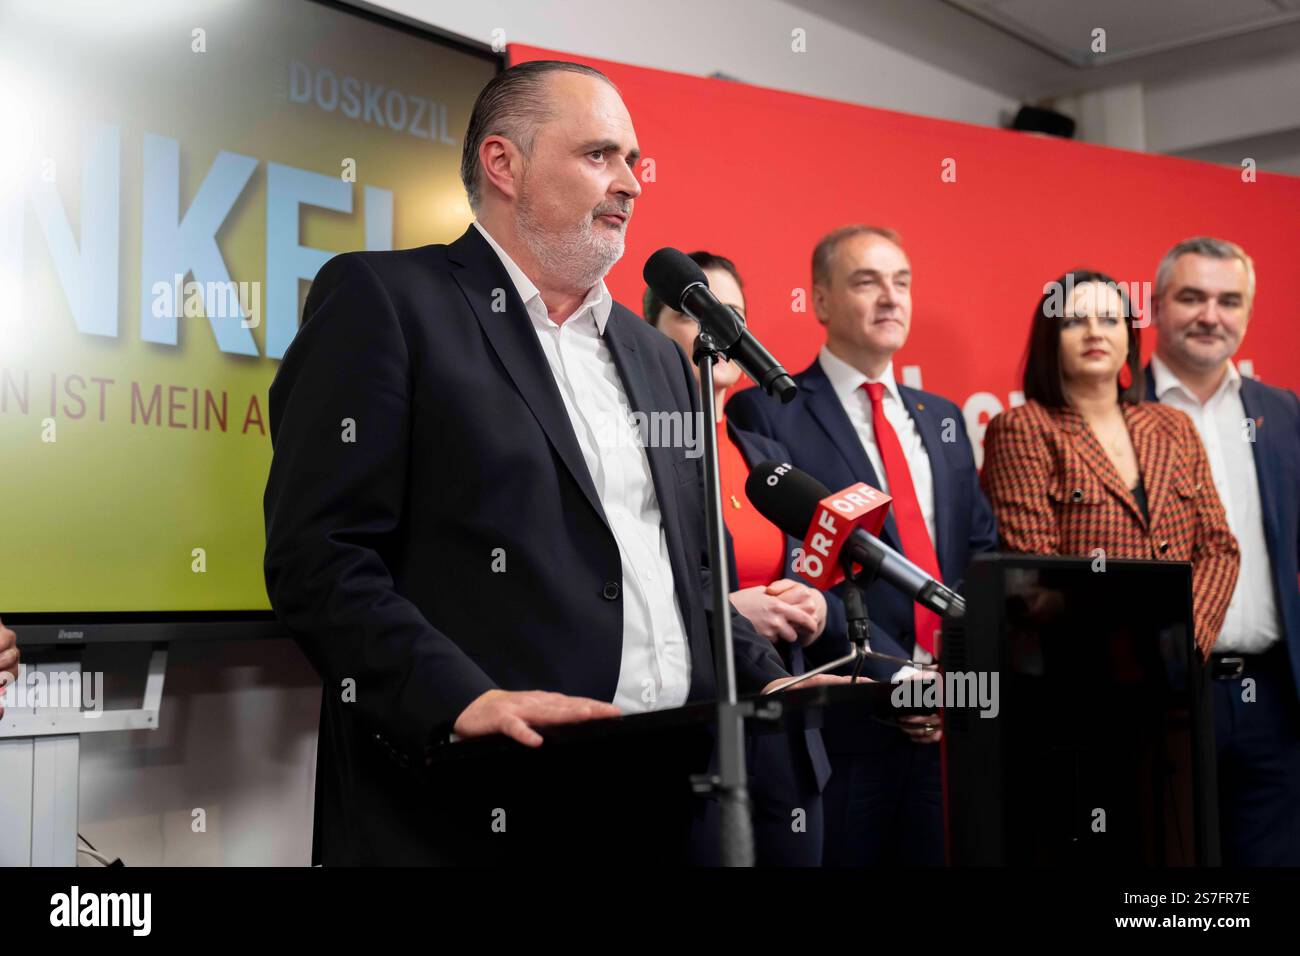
[1022,269,1142,407]
[642,251,744,326]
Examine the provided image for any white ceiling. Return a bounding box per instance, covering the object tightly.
[785,0,1300,101]
[949,0,1300,66]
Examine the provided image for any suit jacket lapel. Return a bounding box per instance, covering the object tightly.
[1240,381,1280,552]
[799,363,900,549]
[605,314,716,674]
[602,314,686,559]
[1058,404,1145,524]
[1138,363,1176,523]
[447,227,609,529]
[1127,404,1174,526]
[1149,364,1275,535]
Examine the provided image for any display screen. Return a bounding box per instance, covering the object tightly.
[0,0,498,614]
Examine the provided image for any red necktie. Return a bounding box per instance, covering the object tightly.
[862,382,943,657]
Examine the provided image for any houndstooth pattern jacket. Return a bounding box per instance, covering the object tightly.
[981,398,1240,658]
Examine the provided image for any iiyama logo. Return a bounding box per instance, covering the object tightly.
[57,630,85,641]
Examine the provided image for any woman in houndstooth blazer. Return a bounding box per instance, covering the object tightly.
[981,270,1239,658]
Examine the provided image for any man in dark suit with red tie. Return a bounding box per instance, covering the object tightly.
[262,60,819,865]
[727,225,997,865]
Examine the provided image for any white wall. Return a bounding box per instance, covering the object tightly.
[1172,128,1300,177]
[1144,48,1300,176]
[369,0,1019,127]
[1143,48,1300,156]
[1051,46,1300,173]
[1053,83,1147,152]
[76,639,320,866]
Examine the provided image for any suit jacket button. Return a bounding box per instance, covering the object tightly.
[1070,488,1084,502]
[602,581,621,600]
[1158,541,1170,554]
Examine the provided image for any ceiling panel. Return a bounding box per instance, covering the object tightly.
[951,0,1300,65]
[785,0,1300,103]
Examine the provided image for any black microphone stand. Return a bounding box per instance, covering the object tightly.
[765,549,933,691]
[690,330,755,867]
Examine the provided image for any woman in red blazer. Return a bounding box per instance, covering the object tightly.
[981,270,1239,657]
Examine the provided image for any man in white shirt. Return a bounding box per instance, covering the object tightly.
[1146,236,1300,866]
[264,60,847,864]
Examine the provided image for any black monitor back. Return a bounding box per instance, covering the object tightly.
[942,554,1218,866]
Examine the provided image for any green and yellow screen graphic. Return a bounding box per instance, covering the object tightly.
[0,0,496,612]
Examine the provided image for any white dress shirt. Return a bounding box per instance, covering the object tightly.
[1152,354,1279,654]
[817,346,937,668]
[472,221,691,712]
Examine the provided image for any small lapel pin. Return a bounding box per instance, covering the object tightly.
[916,402,925,411]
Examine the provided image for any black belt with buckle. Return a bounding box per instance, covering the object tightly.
[1210,656,1246,680]
[1209,644,1285,680]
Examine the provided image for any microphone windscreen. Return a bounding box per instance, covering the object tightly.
[643,247,708,313]
[744,460,832,539]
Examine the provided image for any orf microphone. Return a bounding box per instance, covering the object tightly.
[643,247,797,403]
[745,460,966,620]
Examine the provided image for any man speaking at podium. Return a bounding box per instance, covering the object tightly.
[263,60,804,865]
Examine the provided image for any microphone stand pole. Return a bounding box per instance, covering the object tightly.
[691,331,754,867]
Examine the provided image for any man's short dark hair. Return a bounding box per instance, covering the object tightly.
[460,60,616,210]
[811,224,904,288]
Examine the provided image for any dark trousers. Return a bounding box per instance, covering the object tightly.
[1212,643,1300,866]
[749,728,825,866]
[690,726,825,866]
[821,725,944,866]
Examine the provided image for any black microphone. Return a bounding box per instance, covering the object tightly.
[643,248,797,403]
[744,460,965,619]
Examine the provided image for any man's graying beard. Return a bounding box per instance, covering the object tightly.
[516,175,628,292]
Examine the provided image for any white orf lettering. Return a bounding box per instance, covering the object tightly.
[808,531,834,558]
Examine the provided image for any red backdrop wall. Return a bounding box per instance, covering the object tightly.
[511,44,1300,461]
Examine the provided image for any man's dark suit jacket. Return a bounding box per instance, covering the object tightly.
[1145,365,1300,697]
[725,421,832,792]
[726,358,998,753]
[263,225,787,864]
